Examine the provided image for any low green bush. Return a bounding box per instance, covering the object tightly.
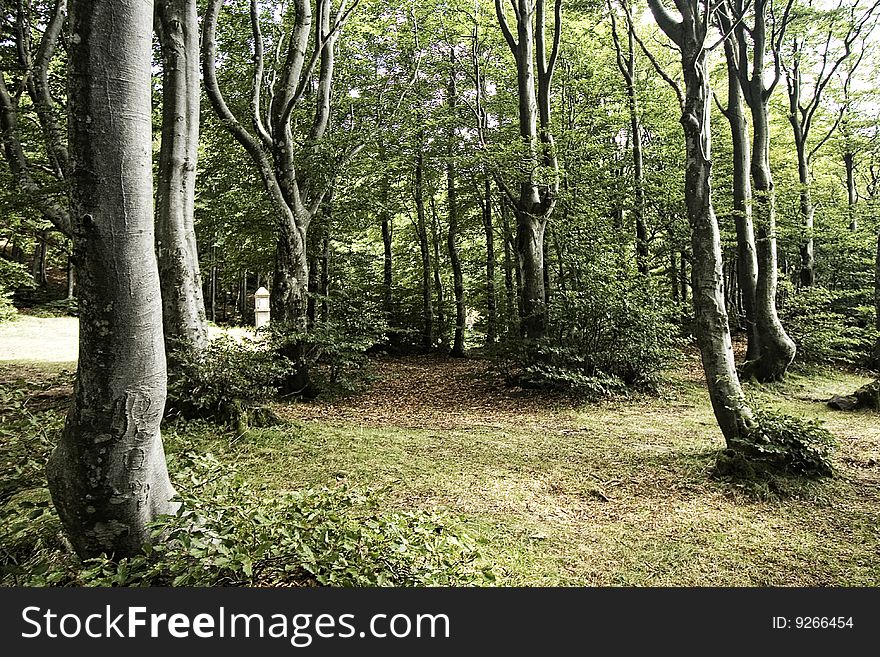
[494,279,679,395]
[781,285,876,366]
[166,335,287,430]
[262,315,383,397]
[76,452,492,587]
[0,259,33,323]
[714,407,837,483]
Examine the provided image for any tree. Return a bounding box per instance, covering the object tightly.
[716,7,760,362]
[720,0,797,381]
[779,0,879,287]
[609,0,649,275]
[155,0,209,357]
[202,0,358,329]
[0,0,71,238]
[494,0,562,339]
[643,0,755,444]
[47,0,177,558]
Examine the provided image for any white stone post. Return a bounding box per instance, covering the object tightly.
[254,286,270,329]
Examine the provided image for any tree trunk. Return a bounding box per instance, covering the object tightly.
[746,103,796,381]
[845,150,857,231]
[722,38,760,362]
[447,60,465,357]
[430,196,446,347]
[415,147,433,348]
[647,0,756,446]
[482,178,497,345]
[793,127,816,287]
[494,0,560,340]
[48,0,176,559]
[626,30,648,275]
[381,177,393,320]
[874,228,880,364]
[516,214,546,339]
[155,0,208,358]
[272,215,309,329]
[501,197,516,329]
[30,229,48,287]
[66,253,75,299]
[681,74,754,444]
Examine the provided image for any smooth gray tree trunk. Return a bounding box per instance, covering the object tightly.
[721,37,759,362]
[48,0,177,559]
[447,58,465,357]
[155,0,208,357]
[748,104,797,380]
[415,147,433,348]
[648,0,755,446]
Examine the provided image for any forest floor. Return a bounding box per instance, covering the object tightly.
[2,316,879,585]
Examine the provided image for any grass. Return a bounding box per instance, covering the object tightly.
[2,317,879,586]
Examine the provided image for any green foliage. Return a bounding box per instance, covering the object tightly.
[2,442,492,586]
[0,375,74,583]
[0,259,32,293]
[0,259,33,323]
[263,313,385,396]
[0,296,16,324]
[781,284,877,366]
[75,452,492,587]
[166,336,287,427]
[716,407,837,484]
[496,279,679,395]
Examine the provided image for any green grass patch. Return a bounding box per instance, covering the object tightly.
[2,358,879,586]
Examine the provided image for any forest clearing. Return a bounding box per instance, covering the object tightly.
[3,317,878,586]
[3,0,880,605]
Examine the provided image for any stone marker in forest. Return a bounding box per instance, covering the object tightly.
[255,286,270,329]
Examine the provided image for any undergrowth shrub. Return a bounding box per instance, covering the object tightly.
[494,279,679,395]
[780,285,876,366]
[0,259,33,323]
[166,336,287,431]
[77,452,492,587]
[263,314,384,396]
[714,407,837,486]
[2,445,494,586]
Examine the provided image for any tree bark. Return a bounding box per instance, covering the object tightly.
[482,179,497,345]
[155,0,209,357]
[648,0,754,446]
[66,253,75,299]
[415,146,433,348]
[447,55,465,357]
[48,0,177,559]
[748,102,797,380]
[721,36,759,362]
